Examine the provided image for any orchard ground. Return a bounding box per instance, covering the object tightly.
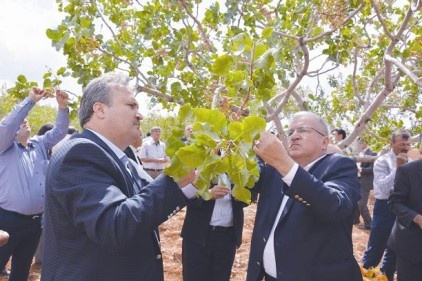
[1,194,377,281]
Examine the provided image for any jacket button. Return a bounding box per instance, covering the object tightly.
[306,203,311,207]
[256,261,260,266]
[302,200,307,204]
[263,237,266,242]
[156,254,162,260]
[294,195,300,199]
[298,198,303,202]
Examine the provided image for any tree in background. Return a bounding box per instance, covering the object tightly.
[5,0,422,201]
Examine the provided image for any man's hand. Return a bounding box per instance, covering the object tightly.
[0,230,9,247]
[413,214,422,229]
[254,131,295,175]
[210,185,230,200]
[28,87,47,103]
[177,169,197,188]
[55,90,69,109]
[396,152,408,167]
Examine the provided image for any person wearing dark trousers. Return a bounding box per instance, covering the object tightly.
[41,72,197,281]
[357,138,377,230]
[247,112,362,281]
[387,158,422,281]
[0,88,69,281]
[181,174,247,281]
[362,129,411,281]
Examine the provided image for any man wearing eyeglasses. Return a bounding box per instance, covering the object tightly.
[247,111,362,281]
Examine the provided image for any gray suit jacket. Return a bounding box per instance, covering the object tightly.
[42,130,187,281]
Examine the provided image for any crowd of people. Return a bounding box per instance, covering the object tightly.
[0,71,421,281]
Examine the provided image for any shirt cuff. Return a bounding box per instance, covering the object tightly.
[282,163,299,186]
[180,183,198,199]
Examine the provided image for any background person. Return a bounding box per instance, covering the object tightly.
[356,138,377,230]
[0,88,69,281]
[139,126,169,179]
[387,158,422,281]
[247,112,362,281]
[181,174,247,281]
[361,129,411,281]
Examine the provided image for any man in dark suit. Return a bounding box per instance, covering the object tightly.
[388,158,422,281]
[181,174,247,281]
[247,112,362,281]
[41,72,196,281]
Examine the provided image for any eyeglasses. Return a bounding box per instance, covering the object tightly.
[286,126,326,137]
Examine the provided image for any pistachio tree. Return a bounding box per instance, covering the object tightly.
[8,0,422,202]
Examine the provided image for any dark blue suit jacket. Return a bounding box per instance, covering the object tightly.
[247,153,362,281]
[388,159,422,263]
[42,130,187,281]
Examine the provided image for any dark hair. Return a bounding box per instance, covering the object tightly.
[37,123,54,136]
[79,72,130,127]
[67,127,78,135]
[331,128,346,139]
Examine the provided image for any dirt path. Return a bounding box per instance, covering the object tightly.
[1,198,374,281]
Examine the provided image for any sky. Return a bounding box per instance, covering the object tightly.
[0,0,155,113]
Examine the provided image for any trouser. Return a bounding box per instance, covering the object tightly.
[0,208,42,281]
[362,199,396,280]
[358,184,372,227]
[182,226,236,281]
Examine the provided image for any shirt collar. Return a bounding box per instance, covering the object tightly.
[86,129,126,160]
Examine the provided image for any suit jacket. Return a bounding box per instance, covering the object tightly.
[360,148,377,190]
[181,186,246,248]
[247,153,362,281]
[388,159,422,263]
[41,130,187,281]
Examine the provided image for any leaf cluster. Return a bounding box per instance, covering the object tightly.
[164,104,266,203]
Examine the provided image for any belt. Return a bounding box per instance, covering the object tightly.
[144,168,163,172]
[209,225,233,232]
[0,207,42,220]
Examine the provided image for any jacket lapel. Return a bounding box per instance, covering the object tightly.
[77,130,136,196]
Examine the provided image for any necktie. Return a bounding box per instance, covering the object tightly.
[121,156,142,193]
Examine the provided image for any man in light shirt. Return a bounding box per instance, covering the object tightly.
[362,129,411,281]
[139,126,169,179]
[247,111,362,281]
[0,88,69,280]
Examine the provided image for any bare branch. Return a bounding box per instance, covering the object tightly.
[178,0,217,53]
[136,85,174,103]
[385,54,422,88]
[371,0,394,39]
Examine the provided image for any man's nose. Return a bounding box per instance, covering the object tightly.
[135,112,143,121]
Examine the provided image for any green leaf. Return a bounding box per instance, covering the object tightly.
[261,27,274,39]
[210,54,233,76]
[176,145,208,168]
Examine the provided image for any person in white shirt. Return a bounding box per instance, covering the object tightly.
[139,126,169,179]
[362,129,411,281]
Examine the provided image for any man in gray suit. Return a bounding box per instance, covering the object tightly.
[41,72,196,281]
[357,138,377,230]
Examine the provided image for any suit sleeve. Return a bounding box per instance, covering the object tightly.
[284,156,360,222]
[51,142,186,252]
[389,164,418,228]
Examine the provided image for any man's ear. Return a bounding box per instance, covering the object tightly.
[92,102,106,119]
